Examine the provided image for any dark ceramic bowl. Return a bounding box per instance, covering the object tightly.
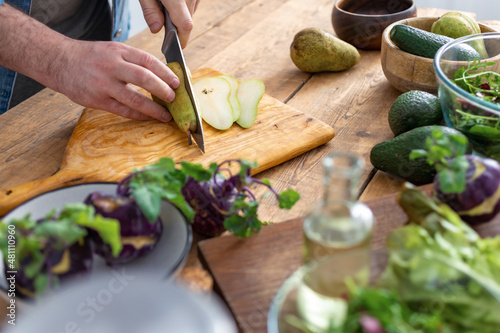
[332,0,416,50]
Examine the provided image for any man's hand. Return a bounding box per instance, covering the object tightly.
[54,39,180,121]
[0,3,181,122]
[139,0,200,48]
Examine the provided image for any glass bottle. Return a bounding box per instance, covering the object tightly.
[298,152,375,330]
[302,151,374,265]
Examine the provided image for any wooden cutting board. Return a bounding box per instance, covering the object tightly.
[198,188,500,333]
[0,68,335,215]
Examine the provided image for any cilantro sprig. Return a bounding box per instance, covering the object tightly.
[410,128,470,194]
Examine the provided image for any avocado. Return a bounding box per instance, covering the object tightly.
[370,125,471,185]
[388,90,443,136]
[389,24,482,60]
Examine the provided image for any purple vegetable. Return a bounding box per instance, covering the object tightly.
[84,192,163,265]
[434,155,500,224]
[8,233,92,298]
[181,176,236,236]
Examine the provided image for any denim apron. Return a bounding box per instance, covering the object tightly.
[0,0,130,114]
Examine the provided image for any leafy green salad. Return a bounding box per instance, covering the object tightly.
[290,183,500,333]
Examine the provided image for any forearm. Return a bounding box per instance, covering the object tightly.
[0,3,71,91]
[0,2,179,122]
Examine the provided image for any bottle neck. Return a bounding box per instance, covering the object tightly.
[323,153,363,201]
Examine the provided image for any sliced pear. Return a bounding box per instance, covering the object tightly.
[152,62,197,142]
[218,75,241,121]
[193,77,234,130]
[236,79,265,128]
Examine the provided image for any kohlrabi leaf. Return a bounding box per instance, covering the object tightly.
[278,189,301,209]
[62,204,123,257]
[224,199,260,238]
[34,220,87,245]
[132,185,162,223]
[410,128,470,194]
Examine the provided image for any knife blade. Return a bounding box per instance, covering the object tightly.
[159,4,205,153]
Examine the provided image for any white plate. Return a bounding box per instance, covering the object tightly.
[6,273,238,333]
[0,183,192,290]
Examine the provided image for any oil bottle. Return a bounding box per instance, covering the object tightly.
[302,151,374,264]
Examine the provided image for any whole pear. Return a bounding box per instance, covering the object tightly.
[290,27,360,73]
[431,12,488,58]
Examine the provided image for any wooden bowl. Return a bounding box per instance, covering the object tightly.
[332,0,416,50]
[381,17,497,94]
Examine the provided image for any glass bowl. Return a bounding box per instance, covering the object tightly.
[434,32,500,160]
[267,249,387,333]
[267,249,500,333]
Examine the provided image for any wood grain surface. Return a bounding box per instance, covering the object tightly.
[0,5,471,223]
[332,0,417,50]
[1,1,500,330]
[0,68,335,215]
[198,187,500,333]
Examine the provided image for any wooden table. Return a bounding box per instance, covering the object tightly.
[1,1,500,331]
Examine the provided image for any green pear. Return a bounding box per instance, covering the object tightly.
[431,12,488,58]
[152,62,197,138]
[290,27,360,73]
[443,11,481,34]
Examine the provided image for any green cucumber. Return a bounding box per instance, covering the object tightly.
[389,24,481,61]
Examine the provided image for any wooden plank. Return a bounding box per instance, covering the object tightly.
[198,189,500,333]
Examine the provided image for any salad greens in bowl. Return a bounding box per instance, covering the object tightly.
[267,184,500,333]
[434,32,500,161]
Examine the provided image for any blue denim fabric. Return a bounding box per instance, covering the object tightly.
[0,0,130,115]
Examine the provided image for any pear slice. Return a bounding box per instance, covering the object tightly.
[236,79,265,128]
[218,75,241,121]
[193,77,234,130]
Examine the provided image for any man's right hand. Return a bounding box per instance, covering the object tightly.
[139,0,200,48]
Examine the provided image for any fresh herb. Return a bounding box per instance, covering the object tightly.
[119,158,300,238]
[454,58,500,103]
[450,58,500,150]
[410,128,469,194]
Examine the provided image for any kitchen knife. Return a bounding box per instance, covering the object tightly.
[160,4,205,153]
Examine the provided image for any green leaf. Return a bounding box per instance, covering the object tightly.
[436,155,468,194]
[24,252,46,279]
[224,200,261,238]
[62,204,123,257]
[261,178,271,187]
[278,189,300,209]
[180,161,215,181]
[33,273,50,295]
[409,149,427,160]
[34,220,87,245]
[132,186,162,223]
